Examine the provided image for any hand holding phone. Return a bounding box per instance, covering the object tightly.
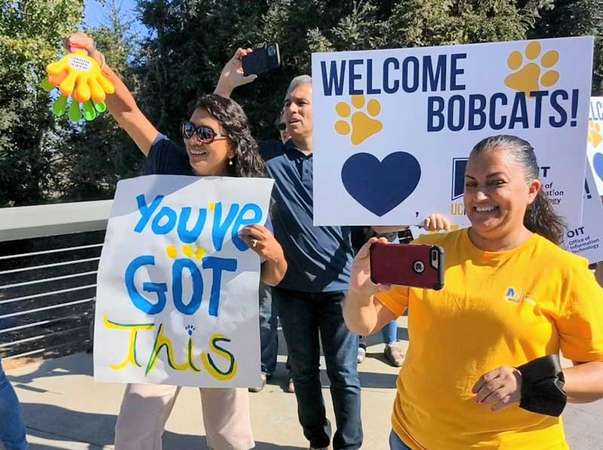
[242,43,281,76]
[370,242,444,290]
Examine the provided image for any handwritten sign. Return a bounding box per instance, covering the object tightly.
[94,175,274,387]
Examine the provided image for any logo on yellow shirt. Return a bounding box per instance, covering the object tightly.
[505,287,520,303]
[505,287,538,306]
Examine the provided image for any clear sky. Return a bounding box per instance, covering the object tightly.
[83,0,145,35]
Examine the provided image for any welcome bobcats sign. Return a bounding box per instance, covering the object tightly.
[312,37,593,225]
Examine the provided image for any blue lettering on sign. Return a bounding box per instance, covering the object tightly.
[202,257,238,317]
[125,254,238,317]
[509,93,529,129]
[152,207,177,235]
[126,194,264,318]
[320,60,346,96]
[125,255,167,314]
[317,53,580,133]
[134,194,164,233]
[212,202,240,251]
[172,258,203,315]
[590,100,603,120]
[177,208,208,243]
[319,53,467,96]
[451,158,468,201]
[349,59,364,95]
[133,194,263,252]
[426,89,579,132]
[231,203,262,251]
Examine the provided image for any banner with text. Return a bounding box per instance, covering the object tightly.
[94,175,274,387]
[312,37,593,225]
[562,158,603,263]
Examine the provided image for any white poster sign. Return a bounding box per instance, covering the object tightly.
[587,96,603,195]
[312,37,593,225]
[94,175,274,387]
[562,159,603,263]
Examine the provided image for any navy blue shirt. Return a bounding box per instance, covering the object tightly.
[266,140,353,292]
[144,135,192,175]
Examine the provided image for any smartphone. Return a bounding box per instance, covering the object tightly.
[369,242,444,290]
[242,43,281,76]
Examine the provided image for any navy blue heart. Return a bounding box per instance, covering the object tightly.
[341,152,421,217]
[593,152,603,182]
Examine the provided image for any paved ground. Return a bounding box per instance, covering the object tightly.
[4,317,603,449]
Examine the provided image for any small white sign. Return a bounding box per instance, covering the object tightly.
[562,159,603,263]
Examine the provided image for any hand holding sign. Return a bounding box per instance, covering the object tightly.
[239,224,285,263]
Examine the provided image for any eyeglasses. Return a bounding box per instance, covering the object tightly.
[181,121,228,143]
[277,123,286,131]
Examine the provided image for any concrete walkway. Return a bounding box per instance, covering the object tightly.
[4,318,603,449]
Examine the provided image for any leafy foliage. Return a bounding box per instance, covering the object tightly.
[1,0,600,206]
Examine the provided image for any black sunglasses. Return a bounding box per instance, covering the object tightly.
[181,121,228,143]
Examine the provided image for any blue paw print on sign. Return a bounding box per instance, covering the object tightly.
[341,152,421,217]
[593,153,603,182]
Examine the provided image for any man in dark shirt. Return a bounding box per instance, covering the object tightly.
[214,50,450,450]
[216,52,361,449]
[250,111,294,394]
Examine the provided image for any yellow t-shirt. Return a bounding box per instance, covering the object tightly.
[375,229,603,450]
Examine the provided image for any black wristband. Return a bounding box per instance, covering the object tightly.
[517,354,567,417]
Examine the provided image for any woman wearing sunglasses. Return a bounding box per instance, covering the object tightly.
[65,33,287,450]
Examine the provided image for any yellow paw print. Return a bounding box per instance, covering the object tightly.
[504,42,560,95]
[334,95,383,145]
[589,121,602,148]
[166,244,206,261]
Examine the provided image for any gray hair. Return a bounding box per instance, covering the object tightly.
[470,135,538,183]
[285,75,312,99]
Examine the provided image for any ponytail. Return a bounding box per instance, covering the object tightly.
[524,190,565,245]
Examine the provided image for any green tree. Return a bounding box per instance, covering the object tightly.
[133,0,560,141]
[53,1,143,201]
[0,0,84,206]
[529,0,602,94]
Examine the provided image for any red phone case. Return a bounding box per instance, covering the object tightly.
[369,242,444,290]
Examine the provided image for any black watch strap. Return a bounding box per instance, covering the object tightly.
[517,354,567,417]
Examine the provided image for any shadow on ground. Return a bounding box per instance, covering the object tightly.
[22,402,303,450]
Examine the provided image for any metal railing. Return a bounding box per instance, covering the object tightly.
[0,201,112,360]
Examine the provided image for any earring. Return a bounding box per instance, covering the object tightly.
[228,158,233,166]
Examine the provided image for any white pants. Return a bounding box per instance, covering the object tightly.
[114,383,254,450]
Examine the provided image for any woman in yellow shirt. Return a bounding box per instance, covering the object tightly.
[344,134,603,450]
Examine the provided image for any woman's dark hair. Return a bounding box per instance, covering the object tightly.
[469,135,565,245]
[193,94,266,178]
